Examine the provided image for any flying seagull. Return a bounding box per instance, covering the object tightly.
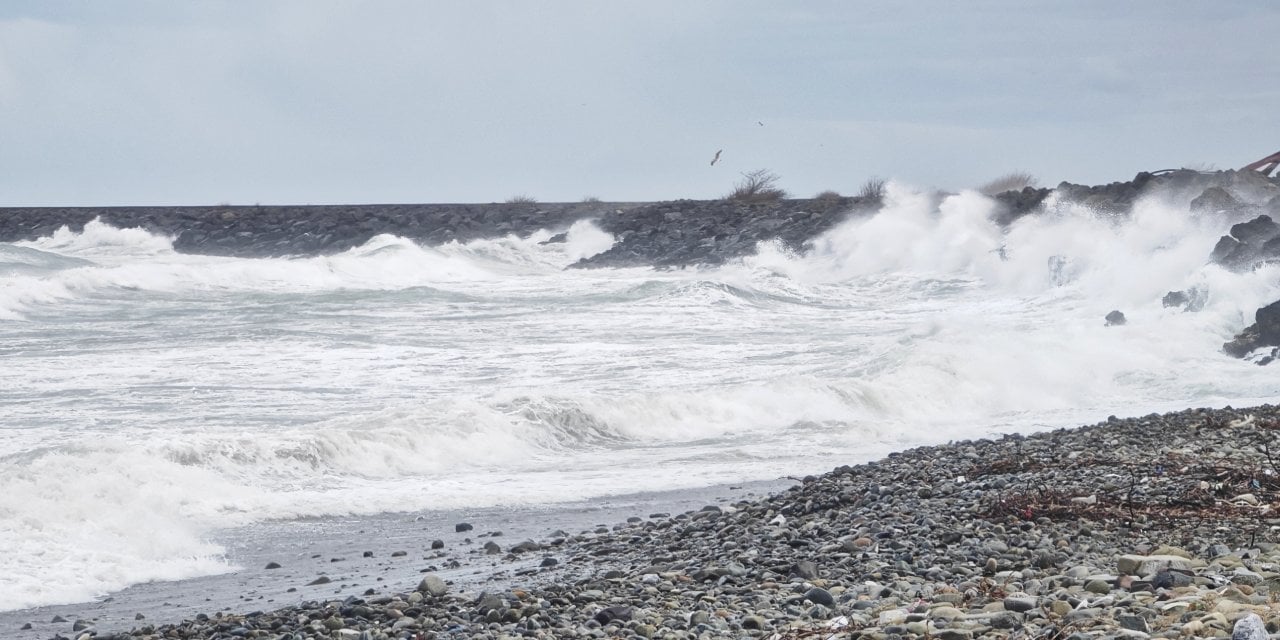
[710,149,722,166]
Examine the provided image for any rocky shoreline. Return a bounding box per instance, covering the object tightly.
[29,404,1280,640]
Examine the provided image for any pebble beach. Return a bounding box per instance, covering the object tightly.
[25,404,1280,640]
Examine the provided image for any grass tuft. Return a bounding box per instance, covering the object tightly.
[726,169,788,203]
[858,177,886,202]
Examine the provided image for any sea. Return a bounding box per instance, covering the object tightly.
[2,183,1277,613]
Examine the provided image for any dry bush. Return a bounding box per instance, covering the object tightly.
[727,169,788,203]
[814,190,843,201]
[858,177,886,202]
[581,196,602,203]
[978,172,1037,196]
[506,194,538,204]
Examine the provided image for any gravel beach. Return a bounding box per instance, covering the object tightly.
[21,404,1280,640]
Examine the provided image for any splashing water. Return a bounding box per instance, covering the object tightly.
[1,186,1277,610]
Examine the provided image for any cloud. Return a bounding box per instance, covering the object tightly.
[0,2,1278,205]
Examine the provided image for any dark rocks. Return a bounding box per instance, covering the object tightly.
[803,587,834,606]
[509,540,541,553]
[455,522,473,532]
[575,196,879,268]
[430,539,444,549]
[1104,310,1127,326]
[306,576,331,586]
[992,186,1052,225]
[1190,186,1241,214]
[1211,215,1280,271]
[1152,568,1193,589]
[1223,299,1280,358]
[1163,288,1206,312]
[483,541,501,554]
[592,605,632,625]
[263,561,281,569]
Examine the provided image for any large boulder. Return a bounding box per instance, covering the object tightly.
[1223,299,1280,358]
[1210,215,1280,271]
[1190,186,1241,214]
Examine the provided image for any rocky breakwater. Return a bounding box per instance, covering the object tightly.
[571,194,880,269]
[56,405,1280,640]
[0,203,625,258]
[988,168,1280,363]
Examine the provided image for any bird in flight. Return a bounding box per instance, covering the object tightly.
[710,149,722,166]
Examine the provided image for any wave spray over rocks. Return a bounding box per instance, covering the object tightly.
[3,167,1280,639]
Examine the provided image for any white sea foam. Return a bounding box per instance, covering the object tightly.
[2,187,1278,610]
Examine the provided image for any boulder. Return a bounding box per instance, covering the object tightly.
[1105,310,1127,326]
[1211,215,1280,270]
[417,574,448,597]
[1190,186,1241,214]
[1224,299,1280,358]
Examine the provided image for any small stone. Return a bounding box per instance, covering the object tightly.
[1105,310,1127,326]
[742,615,767,630]
[1152,569,1193,589]
[483,541,501,554]
[539,557,559,567]
[1003,594,1037,613]
[1233,613,1266,640]
[1117,554,1192,576]
[362,551,373,557]
[593,605,633,625]
[51,616,67,624]
[135,613,145,620]
[1207,544,1232,559]
[1232,567,1264,586]
[418,573,448,597]
[1118,614,1149,633]
[264,562,282,569]
[1084,579,1111,594]
[306,576,331,586]
[805,587,835,606]
[390,550,407,557]
[510,540,541,553]
[73,620,92,631]
[431,540,444,549]
[455,522,473,532]
[928,606,964,620]
[791,560,819,580]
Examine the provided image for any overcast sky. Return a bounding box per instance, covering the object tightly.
[1,1,1277,206]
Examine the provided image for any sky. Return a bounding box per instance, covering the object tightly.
[1,1,1277,206]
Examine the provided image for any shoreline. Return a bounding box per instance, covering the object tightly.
[0,479,792,639]
[12,404,1280,639]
